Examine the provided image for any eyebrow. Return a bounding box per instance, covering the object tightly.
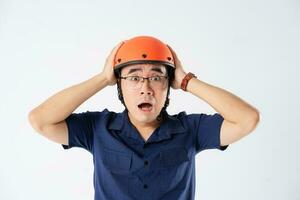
[126,67,165,75]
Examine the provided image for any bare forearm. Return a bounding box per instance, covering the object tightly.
[186,78,260,125]
[29,72,109,126]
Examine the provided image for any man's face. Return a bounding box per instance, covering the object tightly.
[120,63,169,125]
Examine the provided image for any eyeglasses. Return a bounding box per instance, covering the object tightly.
[119,75,168,89]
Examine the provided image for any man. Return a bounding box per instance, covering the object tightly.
[28,36,260,200]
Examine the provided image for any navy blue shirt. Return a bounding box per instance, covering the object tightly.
[62,108,229,200]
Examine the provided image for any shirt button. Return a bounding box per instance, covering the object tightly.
[143,184,148,189]
[144,160,149,166]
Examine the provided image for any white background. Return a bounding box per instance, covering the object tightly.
[1,0,299,199]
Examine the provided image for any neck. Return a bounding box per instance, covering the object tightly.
[127,111,161,130]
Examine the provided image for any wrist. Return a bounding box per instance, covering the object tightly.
[180,72,197,91]
[98,72,110,87]
[178,72,187,83]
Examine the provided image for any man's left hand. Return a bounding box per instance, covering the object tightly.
[167,44,187,90]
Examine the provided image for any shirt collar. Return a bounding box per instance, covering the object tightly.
[108,109,186,142]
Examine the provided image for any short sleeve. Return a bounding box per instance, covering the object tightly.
[191,113,229,153]
[62,111,98,153]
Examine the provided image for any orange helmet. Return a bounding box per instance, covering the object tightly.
[113,35,175,71]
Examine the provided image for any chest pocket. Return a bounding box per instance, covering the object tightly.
[158,147,190,193]
[159,147,190,168]
[103,148,132,174]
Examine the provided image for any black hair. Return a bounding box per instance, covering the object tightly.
[114,65,175,122]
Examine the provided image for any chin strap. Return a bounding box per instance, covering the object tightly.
[156,85,170,122]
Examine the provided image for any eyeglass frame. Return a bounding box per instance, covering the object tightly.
[118,75,169,89]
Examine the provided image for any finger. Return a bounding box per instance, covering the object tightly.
[167,44,182,69]
[111,41,124,54]
[107,41,124,64]
[167,44,178,59]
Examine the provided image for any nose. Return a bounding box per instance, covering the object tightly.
[140,79,154,95]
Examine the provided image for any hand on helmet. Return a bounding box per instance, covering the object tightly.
[167,45,187,90]
[102,41,124,86]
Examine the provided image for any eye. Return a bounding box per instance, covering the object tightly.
[128,76,140,81]
[151,76,161,81]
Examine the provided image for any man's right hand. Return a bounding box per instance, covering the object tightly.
[102,41,124,86]
[28,40,126,146]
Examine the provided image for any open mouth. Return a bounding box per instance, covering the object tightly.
[137,103,153,112]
